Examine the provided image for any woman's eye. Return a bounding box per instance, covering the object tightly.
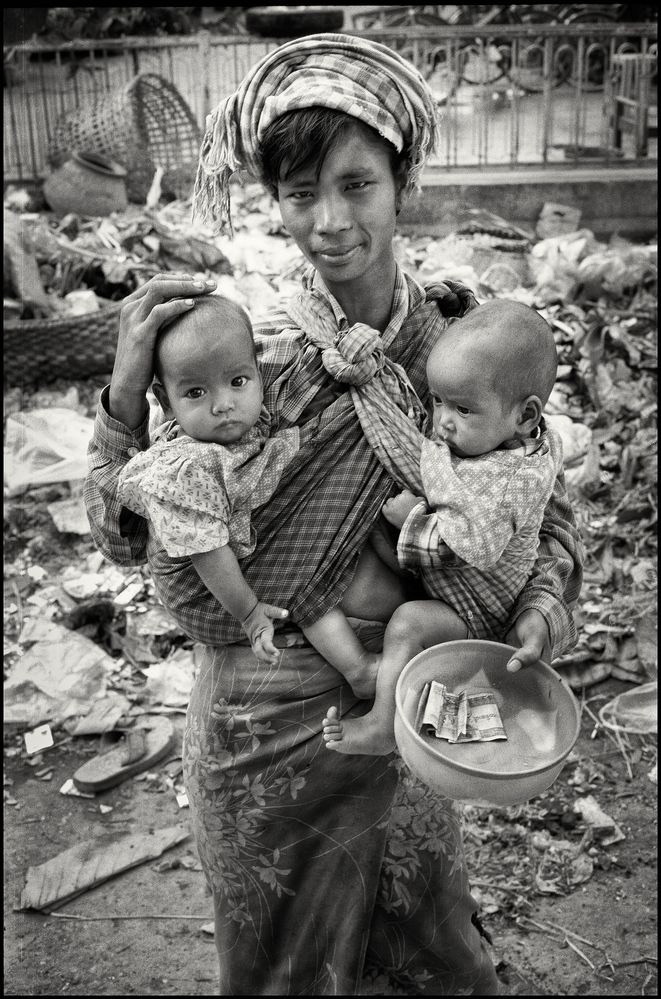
[347,181,369,190]
[231,376,248,388]
[289,191,312,201]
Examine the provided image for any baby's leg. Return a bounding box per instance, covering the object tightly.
[340,538,409,623]
[302,608,379,699]
[323,600,467,756]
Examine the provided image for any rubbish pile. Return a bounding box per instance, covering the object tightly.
[3,179,657,922]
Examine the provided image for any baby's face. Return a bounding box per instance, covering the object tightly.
[160,322,262,445]
[427,350,520,458]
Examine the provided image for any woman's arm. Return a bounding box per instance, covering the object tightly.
[191,546,289,663]
[84,386,152,566]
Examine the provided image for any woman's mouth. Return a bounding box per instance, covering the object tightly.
[316,245,360,265]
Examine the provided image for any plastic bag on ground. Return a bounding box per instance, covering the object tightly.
[4,619,115,728]
[598,681,657,735]
[4,409,94,496]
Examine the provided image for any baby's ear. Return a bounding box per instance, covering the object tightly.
[151,379,172,416]
[517,395,542,434]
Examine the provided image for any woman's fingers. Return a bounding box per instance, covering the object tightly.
[128,275,216,316]
[108,275,215,425]
[132,298,195,334]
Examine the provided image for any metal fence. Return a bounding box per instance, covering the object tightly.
[3,22,657,187]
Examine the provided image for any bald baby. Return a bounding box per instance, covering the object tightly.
[426,298,558,458]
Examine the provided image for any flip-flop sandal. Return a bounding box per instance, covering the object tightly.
[72,716,176,793]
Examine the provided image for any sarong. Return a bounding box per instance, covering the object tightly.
[183,622,499,996]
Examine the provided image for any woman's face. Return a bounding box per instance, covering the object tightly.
[277,122,399,296]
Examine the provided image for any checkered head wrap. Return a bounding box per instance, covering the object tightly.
[193,33,439,233]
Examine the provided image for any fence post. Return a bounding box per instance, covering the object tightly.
[197,29,212,128]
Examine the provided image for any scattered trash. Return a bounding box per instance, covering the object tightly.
[4,409,95,496]
[47,496,91,535]
[598,681,658,735]
[536,202,583,240]
[3,208,54,317]
[24,724,54,756]
[141,648,196,708]
[544,414,592,468]
[26,565,48,582]
[16,824,190,911]
[113,581,145,607]
[62,289,102,315]
[59,778,95,799]
[64,693,132,736]
[129,606,183,638]
[5,619,116,727]
[572,795,626,846]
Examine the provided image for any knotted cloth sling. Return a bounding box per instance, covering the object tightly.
[285,288,428,492]
[283,272,478,497]
[193,32,439,233]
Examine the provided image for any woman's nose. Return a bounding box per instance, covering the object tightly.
[313,193,351,235]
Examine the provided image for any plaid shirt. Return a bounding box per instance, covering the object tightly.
[85,268,583,655]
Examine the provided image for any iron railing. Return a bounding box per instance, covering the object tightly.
[3,22,657,186]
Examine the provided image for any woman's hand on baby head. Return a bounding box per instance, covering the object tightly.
[109,273,217,425]
[241,601,289,665]
[382,489,423,529]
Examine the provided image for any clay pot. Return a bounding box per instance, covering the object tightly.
[43,151,128,217]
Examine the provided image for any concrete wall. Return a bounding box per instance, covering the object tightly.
[399,167,658,242]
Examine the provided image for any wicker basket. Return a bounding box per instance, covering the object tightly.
[47,74,201,203]
[4,303,124,386]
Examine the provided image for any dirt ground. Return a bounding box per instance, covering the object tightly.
[4,685,657,998]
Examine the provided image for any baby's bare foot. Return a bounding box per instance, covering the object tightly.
[323,706,395,757]
[322,705,345,744]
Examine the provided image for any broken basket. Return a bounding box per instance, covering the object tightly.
[47,73,201,203]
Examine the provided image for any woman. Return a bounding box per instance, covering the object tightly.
[85,34,583,995]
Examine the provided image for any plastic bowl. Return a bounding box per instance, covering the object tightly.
[394,640,581,807]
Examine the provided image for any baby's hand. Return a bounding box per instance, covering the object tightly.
[382,489,424,529]
[241,601,289,664]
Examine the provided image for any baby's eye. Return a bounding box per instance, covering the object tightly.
[231,376,249,388]
[185,387,205,399]
[457,405,472,416]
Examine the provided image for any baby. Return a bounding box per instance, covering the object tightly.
[320,298,565,755]
[117,294,302,663]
